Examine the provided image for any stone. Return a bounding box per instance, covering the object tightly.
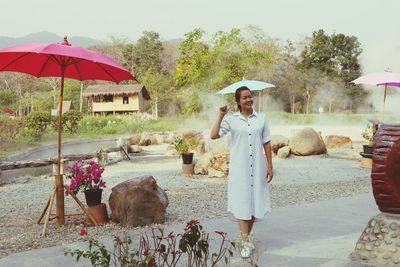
[386,240,393,245]
[383,254,391,260]
[356,244,363,249]
[370,235,377,241]
[127,134,141,146]
[289,128,327,156]
[391,234,398,239]
[381,227,389,233]
[324,135,353,149]
[194,153,212,175]
[208,168,226,178]
[377,234,384,240]
[128,145,142,153]
[277,146,291,158]
[209,154,229,176]
[109,176,168,227]
[374,241,381,247]
[391,248,398,253]
[271,135,289,154]
[390,223,397,230]
[365,245,373,251]
[371,220,376,227]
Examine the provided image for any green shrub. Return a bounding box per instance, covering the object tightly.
[63,110,83,134]
[0,116,26,149]
[26,111,51,141]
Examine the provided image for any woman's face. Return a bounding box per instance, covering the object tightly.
[238,90,253,110]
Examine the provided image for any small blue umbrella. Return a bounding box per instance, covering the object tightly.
[216,79,275,95]
[216,79,275,112]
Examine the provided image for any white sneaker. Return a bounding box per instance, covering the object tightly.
[240,241,254,259]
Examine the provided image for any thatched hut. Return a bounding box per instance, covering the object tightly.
[83,84,150,116]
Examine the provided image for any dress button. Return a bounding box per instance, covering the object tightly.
[250,154,252,157]
[250,165,253,167]
[249,144,252,146]
[249,133,251,136]
[251,185,253,187]
[248,124,250,126]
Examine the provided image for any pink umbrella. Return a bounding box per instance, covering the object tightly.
[352,70,400,121]
[0,40,135,229]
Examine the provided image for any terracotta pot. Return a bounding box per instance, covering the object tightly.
[84,189,102,206]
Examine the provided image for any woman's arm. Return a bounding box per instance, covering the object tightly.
[210,106,229,139]
[263,142,273,183]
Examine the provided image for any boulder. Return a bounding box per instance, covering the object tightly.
[289,128,327,156]
[128,145,142,153]
[139,133,152,146]
[109,176,168,227]
[209,154,229,177]
[153,133,165,145]
[324,135,353,149]
[127,134,141,146]
[271,135,289,154]
[277,146,291,158]
[182,130,205,154]
[194,153,212,175]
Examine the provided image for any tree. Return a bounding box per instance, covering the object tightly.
[298,29,365,112]
[175,28,211,87]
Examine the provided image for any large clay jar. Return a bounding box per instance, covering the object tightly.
[371,124,400,213]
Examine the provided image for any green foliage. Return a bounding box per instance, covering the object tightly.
[172,136,198,154]
[63,110,83,134]
[298,29,366,112]
[181,90,202,115]
[65,220,234,267]
[0,116,25,149]
[26,111,51,141]
[175,28,211,87]
[0,89,17,108]
[361,122,378,145]
[63,79,82,111]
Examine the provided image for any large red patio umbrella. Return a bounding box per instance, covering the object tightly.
[352,70,400,121]
[0,40,135,227]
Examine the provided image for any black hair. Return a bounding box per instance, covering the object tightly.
[235,86,251,111]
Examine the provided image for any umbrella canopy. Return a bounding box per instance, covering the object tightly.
[351,70,400,121]
[0,43,133,82]
[216,79,275,95]
[0,41,135,227]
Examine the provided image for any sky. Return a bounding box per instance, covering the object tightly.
[1,0,400,73]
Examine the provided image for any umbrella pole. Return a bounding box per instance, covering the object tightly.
[56,71,65,226]
[382,84,387,122]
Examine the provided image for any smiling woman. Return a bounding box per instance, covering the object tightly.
[210,86,273,259]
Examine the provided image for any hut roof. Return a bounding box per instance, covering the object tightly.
[83,84,150,100]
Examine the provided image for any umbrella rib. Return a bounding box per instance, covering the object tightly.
[69,58,84,81]
[0,52,31,71]
[36,55,55,77]
[94,62,118,83]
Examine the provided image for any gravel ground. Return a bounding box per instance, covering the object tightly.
[0,154,371,258]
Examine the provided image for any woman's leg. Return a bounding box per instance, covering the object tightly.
[248,216,255,233]
[238,219,251,241]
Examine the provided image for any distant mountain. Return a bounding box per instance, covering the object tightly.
[0,31,104,48]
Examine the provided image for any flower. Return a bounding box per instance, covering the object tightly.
[66,160,106,194]
[80,229,88,236]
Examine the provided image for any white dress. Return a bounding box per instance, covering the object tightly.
[219,111,272,221]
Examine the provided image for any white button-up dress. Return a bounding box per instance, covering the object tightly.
[219,111,272,221]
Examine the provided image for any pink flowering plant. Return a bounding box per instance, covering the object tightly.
[65,160,106,194]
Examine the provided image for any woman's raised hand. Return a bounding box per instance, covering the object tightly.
[219,105,229,116]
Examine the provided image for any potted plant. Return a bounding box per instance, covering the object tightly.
[361,122,378,156]
[65,160,106,206]
[172,136,198,164]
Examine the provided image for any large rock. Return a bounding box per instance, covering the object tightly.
[271,135,290,154]
[324,135,353,149]
[277,146,291,158]
[182,130,205,154]
[127,134,141,146]
[194,153,212,175]
[208,154,229,177]
[109,176,168,227]
[289,128,327,156]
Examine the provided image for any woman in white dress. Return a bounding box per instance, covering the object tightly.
[210,86,273,258]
